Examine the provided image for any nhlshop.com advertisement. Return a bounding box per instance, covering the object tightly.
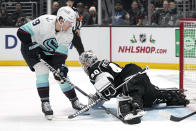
[112,27,178,64]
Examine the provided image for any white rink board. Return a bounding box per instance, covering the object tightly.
[0,28,23,60]
[0,27,110,61]
[0,27,179,64]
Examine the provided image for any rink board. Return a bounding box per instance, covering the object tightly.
[0,27,183,70]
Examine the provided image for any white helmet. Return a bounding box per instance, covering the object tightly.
[57,6,76,28]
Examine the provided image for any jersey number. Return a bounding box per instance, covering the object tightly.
[32,19,40,26]
[91,69,100,79]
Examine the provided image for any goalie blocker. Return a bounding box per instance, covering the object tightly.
[79,51,190,124]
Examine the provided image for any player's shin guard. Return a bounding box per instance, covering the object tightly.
[35,73,50,101]
[37,87,49,100]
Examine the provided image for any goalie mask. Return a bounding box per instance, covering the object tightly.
[79,50,98,70]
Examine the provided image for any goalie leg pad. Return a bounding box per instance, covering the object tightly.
[157,88,190,106]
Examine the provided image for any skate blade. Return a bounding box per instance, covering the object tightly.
[124,111,146,121]
[45,115,53,120]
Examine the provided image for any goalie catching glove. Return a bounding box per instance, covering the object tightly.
[53,64,68,83]
[94,73,117,101]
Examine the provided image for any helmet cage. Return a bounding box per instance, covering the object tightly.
[79,51,98,70]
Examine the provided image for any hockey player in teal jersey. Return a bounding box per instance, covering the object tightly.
[17,6,85,120]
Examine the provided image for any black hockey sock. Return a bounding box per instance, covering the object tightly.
[63,88,77,101]
[41,97,49,102]
[37,86,49,101]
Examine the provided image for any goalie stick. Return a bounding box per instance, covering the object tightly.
[115,66,148,90]
[159,110,196,122]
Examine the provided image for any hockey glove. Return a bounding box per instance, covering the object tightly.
[94,76,116,101]
[53,64,68,83]
[28,42,41,60]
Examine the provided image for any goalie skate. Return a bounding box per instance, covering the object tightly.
[117,95,145,124]
[124,109,145,121]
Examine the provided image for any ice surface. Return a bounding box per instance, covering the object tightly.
[0,66,195,131]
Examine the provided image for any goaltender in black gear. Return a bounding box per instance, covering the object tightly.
[79,51,190,124]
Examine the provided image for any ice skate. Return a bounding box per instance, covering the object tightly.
[42,101,53,120]
[117,95,145,124]
[71,98,86,110]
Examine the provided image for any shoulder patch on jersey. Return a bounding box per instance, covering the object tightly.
[102,59,110,68]
[46,17,54,22]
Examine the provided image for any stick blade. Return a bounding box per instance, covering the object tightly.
[170,115,182,122]
[159,110,196,122]
[68,115,74,119]
[158,110,182,122]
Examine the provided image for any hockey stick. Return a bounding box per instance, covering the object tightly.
[159,110,196,122]
[68,98,102,119]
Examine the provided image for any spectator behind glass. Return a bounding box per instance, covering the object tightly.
[111,1,129,25]
[84,5,89,14]
[66,0,74,8]
[153,0,171,26]
[169,1,182,26]
[149,2,158,25]
[138,0,148,15]
[76,2,90,25]
[10,2,26,26]
[128,1,144,26]
[87,6,98,25]
[52,1,60,15]
[153,0,163,8]
[0,8,10,26]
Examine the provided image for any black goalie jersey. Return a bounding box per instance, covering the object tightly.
[86,60,122,85]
